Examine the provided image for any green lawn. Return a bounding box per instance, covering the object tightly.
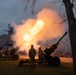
[0,59,73,75]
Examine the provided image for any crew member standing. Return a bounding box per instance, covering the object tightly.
[29,45,36,68]
[6,47,11,59]
[38,47,44,63]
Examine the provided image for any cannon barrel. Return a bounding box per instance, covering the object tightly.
[44,32,68,56]
[55,32,68,45]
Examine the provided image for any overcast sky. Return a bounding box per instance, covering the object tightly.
[0,0,74,35]
[0,0,25,34]
[0,0,76,35]
[0,0,54,34]
[0,0,65,34]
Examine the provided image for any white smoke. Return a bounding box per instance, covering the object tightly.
[12,8,66,54]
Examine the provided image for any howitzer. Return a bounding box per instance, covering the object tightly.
[43,32,68,66]
[0,41,19,60]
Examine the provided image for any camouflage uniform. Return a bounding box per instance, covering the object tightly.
[29,45,36,68]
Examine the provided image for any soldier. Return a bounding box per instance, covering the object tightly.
[29,45,36,68]
[38,47,44,63]
[6,47,11,59]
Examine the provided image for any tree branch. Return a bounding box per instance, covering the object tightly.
[24,0,30,11]
[31,0,37,14]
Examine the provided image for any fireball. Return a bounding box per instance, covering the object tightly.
[23,19,44,46]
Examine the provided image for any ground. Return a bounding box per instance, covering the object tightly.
[0,58,73,75]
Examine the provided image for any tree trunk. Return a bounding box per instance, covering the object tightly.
[63,0,76,75]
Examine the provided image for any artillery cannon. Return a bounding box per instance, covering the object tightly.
[0,24,19,60]
[18,32,67,66]
[0,41,19,60]
[43,32,68,66]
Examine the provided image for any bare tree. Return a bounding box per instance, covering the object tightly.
[63,0,76,75]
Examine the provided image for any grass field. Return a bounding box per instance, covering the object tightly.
[0,59,73,75]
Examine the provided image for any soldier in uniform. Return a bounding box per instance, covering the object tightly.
[6,47,11,59]
[38,47,44,63]
[29,45,36,68]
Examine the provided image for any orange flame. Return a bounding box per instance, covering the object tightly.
[23,19,44,46]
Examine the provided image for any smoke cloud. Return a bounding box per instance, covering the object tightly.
[12,8,66,54]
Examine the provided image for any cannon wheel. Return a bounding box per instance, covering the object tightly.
[12,54,19,60]
[47,56,53,65]
[52,56,60,66]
